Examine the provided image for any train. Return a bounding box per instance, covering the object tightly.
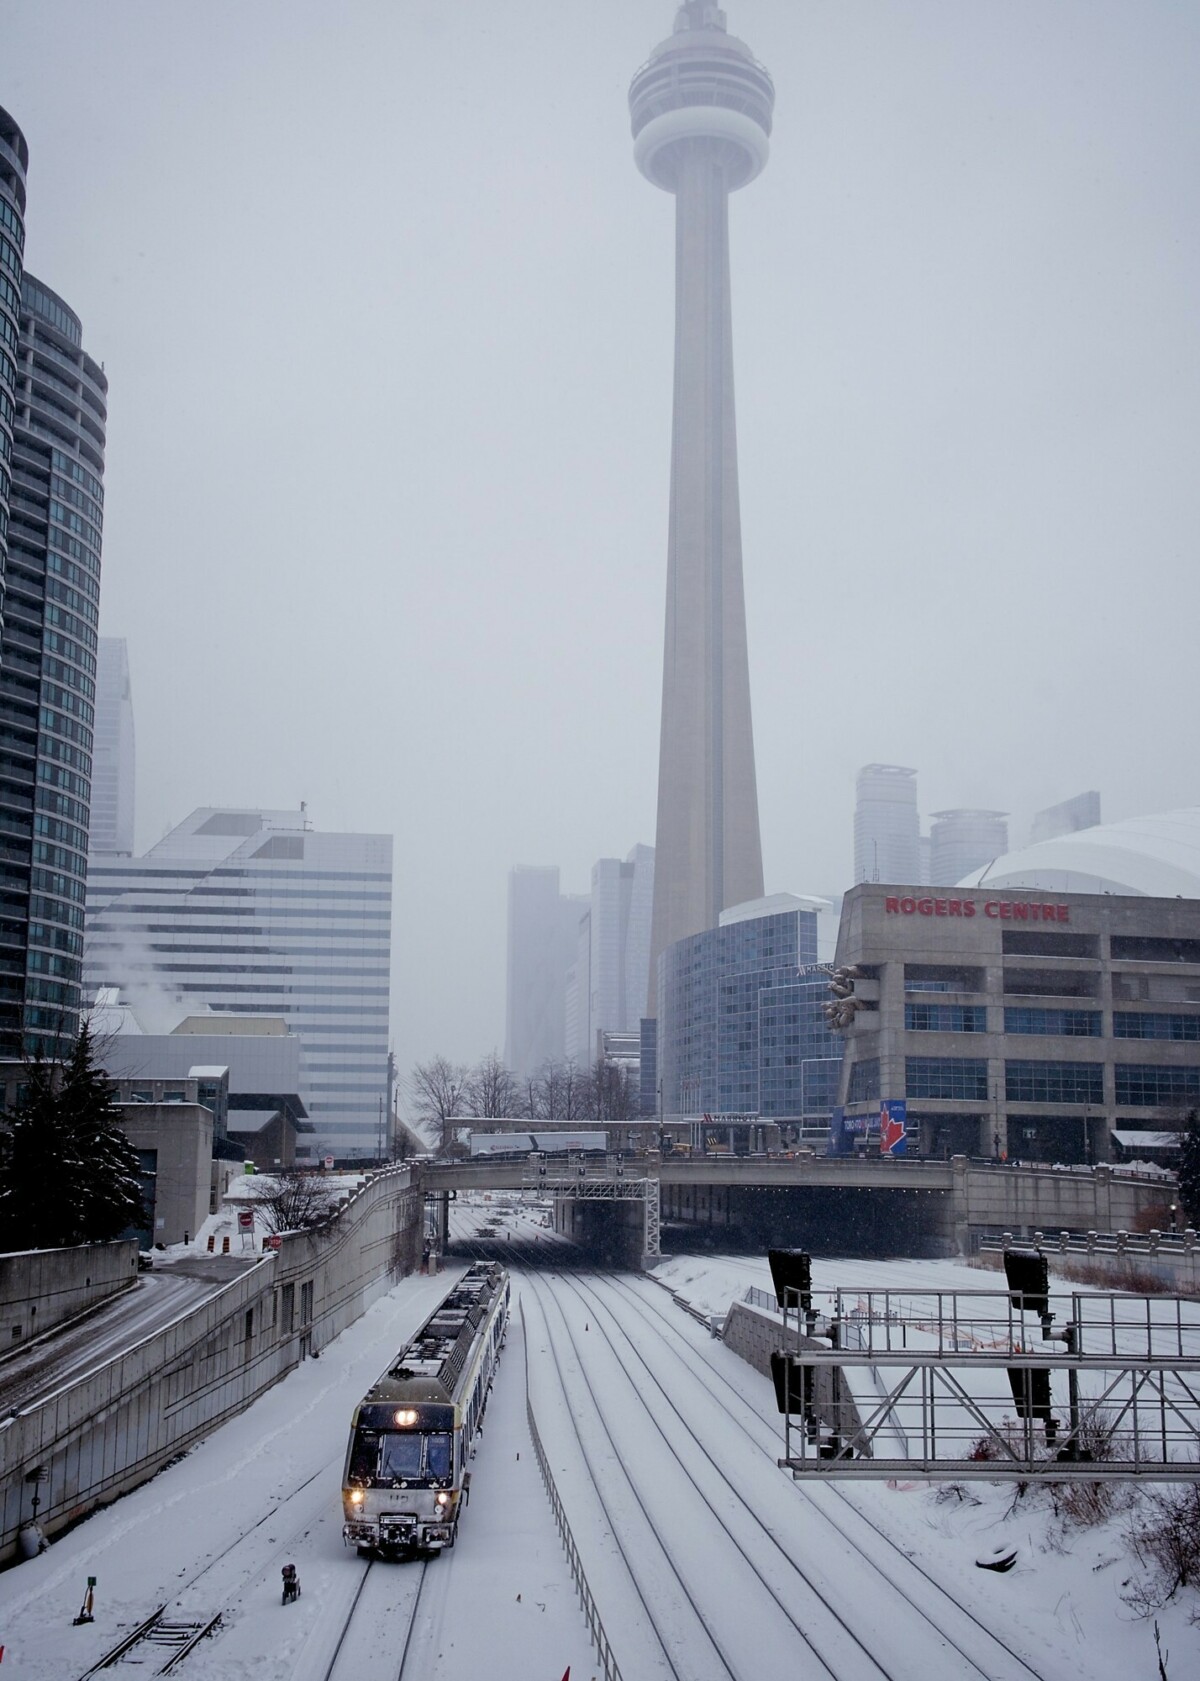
[341,1262,509,1557]
[467,1129,607,1158]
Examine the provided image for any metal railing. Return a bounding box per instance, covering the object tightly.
[740,1285,909,1451]
[519,1301,622,1681]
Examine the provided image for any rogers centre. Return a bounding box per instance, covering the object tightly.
[830,882,1200,1168]
[884,896,1070,922]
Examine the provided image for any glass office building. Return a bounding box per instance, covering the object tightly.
[84,808,392,1160]
[656,895,843,1140]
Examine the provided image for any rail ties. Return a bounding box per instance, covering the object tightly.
[322,1558,429,1681]
[78,1608,222,1677]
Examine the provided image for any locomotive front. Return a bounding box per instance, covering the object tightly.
[342,1397,463,1554]
[343,1262,508,1556]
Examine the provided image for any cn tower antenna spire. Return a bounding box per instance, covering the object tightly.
[631,2,773,1015]
[675,2,728,31]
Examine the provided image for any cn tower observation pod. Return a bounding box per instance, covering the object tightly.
[629,3,775,193]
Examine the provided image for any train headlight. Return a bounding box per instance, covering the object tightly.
[349,1489,365,1506]
[436,1491,450,1507]
[395,1409,418,1426]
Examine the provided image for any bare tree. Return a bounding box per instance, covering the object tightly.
[258,1170,339,1234]
[528,1057,583,1122]
[588,1059,640,1130]
[408,1056,470,1155]
[523,1071,545,1120]
[465,1051,519,1119]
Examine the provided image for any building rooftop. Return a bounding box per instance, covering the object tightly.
[960,805,1200,898]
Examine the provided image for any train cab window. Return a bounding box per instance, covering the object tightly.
[380,1433,424,1481]
[425,1434,452,1478]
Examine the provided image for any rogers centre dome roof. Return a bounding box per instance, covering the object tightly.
[958,807,1200,898]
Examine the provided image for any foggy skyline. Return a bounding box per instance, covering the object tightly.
[5,1,1199,1073]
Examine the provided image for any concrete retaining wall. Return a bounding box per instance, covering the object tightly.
[953,1159,1168,1252]
[0,1166,422,1560]
[722,1300,867,1451]
[973,1240,1200,1298]
[0,1241,138,1346]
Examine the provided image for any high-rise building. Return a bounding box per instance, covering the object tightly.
[567,845,655,1064]
[1030,790,1101,846]
[83,808,392,1159]
[505,866,584,1080]
[631,4,771,1013]
[854,765,920,885]
[928,809,1009,887]
[0,108,24,622]
[90,637,136,854]
[0,107,108,1058]
[656,893,843,1138]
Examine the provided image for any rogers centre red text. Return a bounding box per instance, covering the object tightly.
[884,897,1070,922]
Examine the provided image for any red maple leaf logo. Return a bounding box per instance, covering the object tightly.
[880,1106,905,1155]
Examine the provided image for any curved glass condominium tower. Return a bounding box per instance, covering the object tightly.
[0,105,108,1056]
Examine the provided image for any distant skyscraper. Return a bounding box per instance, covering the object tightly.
[91,638,136,854]
[1030,790,1101,846]
[631,4,771,1012]
[505,866,583,1080]
[0,107,108,1058]
[84,808,392,1159]
[854,765,920,884]
[567,845,655,1064]
[928,809,1009,886]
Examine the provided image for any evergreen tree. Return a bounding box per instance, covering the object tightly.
[0,1025,145,1251]
[0,1057,78,1250]
[1178,1109,1200,1229]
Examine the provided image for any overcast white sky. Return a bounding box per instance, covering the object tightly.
[5,1,1199,1071]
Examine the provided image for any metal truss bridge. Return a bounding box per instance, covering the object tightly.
[771,1282,1200,1482]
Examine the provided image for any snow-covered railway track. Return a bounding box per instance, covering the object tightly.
[76,1607,222,1676]
[592,1270,1051,1680]
[522,1276,736,1681]
[532,1269,906,1681]
[532,1266,1046,1681]
[320,1558,430,1681]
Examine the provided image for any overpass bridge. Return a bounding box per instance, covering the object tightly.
[420,1154,1175,1269]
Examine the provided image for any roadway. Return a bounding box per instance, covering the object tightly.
[0,1258,252,1417]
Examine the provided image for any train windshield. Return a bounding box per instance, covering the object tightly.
[379,1433,424,1480]
[352,1429,454,1484]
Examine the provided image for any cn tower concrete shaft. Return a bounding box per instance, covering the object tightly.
[630,5,773,1013]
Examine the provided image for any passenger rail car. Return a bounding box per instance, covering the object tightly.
[342,1263,509,1556]
[467,1129,608,1158]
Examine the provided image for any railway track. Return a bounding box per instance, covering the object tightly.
[586,1269,1051,1680]
[525,1265,1053,1681]
[522,1277,726,1681]
[77,1608,221,1676]
[319,1557,431,1681]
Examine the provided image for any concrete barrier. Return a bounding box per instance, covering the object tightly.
[722,1299,867,1452]
[974,1230,1200,1298]
[0,1166,422,1560]
[0,1241,138,1346]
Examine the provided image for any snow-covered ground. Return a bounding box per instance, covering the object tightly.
[0,1198,1195,1679]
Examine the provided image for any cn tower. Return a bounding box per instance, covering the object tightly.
[631,4,772,1013]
